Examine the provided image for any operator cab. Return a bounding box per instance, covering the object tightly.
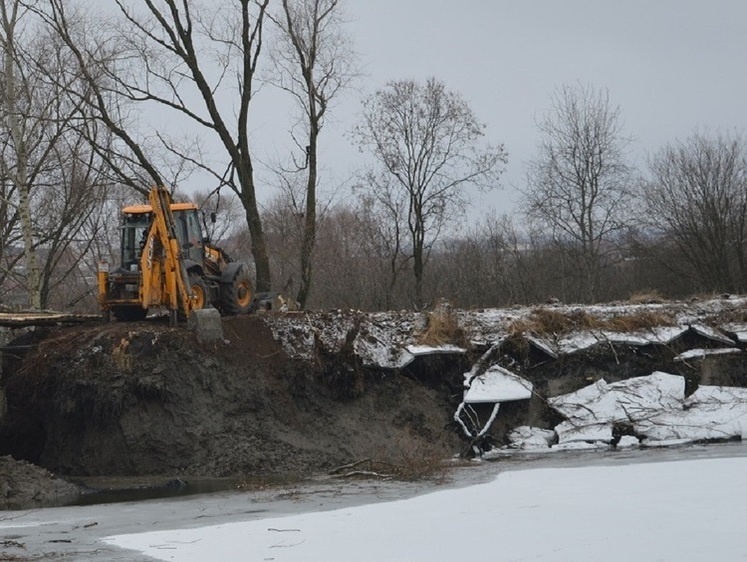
[120,212,151,271]
[173,208,206,265]
[119,202,205,271]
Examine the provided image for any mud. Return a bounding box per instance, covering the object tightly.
[0,455,83,509]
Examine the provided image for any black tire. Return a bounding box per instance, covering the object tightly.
[187,272,209,311]
[220,266,253,315]
[111,305,148,322]
[177,272,210,322]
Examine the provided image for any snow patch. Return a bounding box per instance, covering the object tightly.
[674,348,742,362]
[464,365,533,404]
[690,324,734,345]
[507,426,555,449]
[405,344,466,356]
[546,372,747,446]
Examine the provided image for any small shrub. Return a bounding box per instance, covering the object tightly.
[509,308,599,336]
[418,302,466,347]
[628,290,666,304]
[606,311,675,331]
[330,438,450,482]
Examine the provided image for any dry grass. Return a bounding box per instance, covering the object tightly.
[604,310,675,331]
[329,438,451,483]
[111,337,132,372]
[628,289,667,304]
[417,305,467,347]
[509,307,675,336]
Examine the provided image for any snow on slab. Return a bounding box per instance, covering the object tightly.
[689,385,747,403]
[405,344,466,356]
[690,324,735,345]
[549,372,686,426]
[549,372,686,444]
[464,365,532,403]
[635,385,747,442]
[722,322,747,343]
[105,457,747,562]
[548,379,626,424]
[555,332,600,354]
[554,421,613,444]
[675,348,743,362]
[525,335,558,358]
[636,409,746,442]
[528,326,693,357]
[602,332,652,346]
[551,440,611,451]
[526,332,608,357]
[549,373,747,445]
[608,371,685,420]
[617,435,640,448]
[640,325,688,344]
[507,426,555,449]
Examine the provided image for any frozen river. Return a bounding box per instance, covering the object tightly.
[3,442,747,561]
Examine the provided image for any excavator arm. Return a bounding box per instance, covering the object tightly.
[138,186,195,325]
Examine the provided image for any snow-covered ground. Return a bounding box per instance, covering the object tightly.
[105,455,747,561]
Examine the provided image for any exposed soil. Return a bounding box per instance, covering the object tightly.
[0,455,83,509]
[0,316,465,493]
[2,306,747,508]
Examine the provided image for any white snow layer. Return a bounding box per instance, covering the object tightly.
[674,348,742,361]
[406,344,466,356]
[259,297,746,369]
[547,372,747,445]
[105,456,747,562]
[464,365,533,403]
[526,325,722,357]
[507,426,555,449]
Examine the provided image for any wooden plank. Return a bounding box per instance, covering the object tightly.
[0,312,100,328]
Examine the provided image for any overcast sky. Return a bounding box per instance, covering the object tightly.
[261,0,746,220]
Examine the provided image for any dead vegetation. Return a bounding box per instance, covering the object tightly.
[417,303,467,348]
[508,307,676,337]
[628,290,667,304]
[329,439,451,482]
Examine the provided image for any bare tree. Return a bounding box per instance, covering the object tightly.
[352,78,506,308]
[1,0,42,307]
[642,131,747,293]
[0,1,112,309]
[524,84,633,303]
[267,0,357,308]
[38,0,275,292]
[189,188,246,250]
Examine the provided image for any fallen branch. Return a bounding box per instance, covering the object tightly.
[338,470,393,480]
[328,458,372,475]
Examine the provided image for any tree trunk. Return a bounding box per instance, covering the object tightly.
[3,6,41,309]
[297,123,319,309]
[239,185,271,293]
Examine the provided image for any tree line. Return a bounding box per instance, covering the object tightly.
[1,0,745,313]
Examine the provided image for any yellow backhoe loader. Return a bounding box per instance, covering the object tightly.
[97,186,253,325]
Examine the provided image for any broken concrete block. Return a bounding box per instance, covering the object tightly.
[188,308,224,344]
[508,426,555,449]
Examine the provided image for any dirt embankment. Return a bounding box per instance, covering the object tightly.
[2,304,747,507]
[0,316,465,488]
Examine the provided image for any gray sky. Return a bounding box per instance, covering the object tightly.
[260,0,746,221]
